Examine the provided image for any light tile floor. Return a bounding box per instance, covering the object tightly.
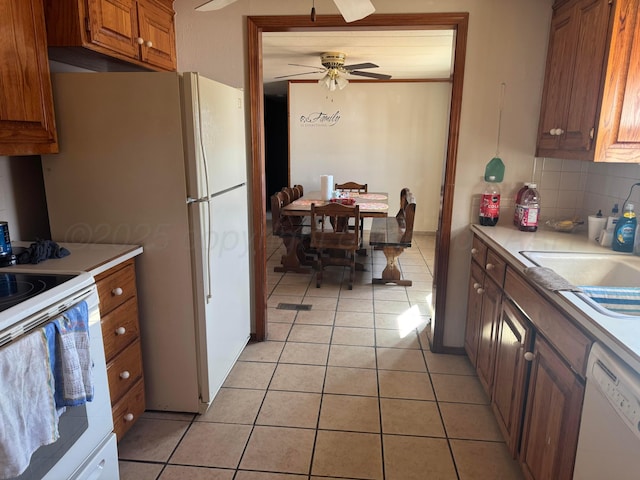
[118,231,524,480]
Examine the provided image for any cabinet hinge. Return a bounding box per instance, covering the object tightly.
[85,17,91,33]
[589,127,595,140]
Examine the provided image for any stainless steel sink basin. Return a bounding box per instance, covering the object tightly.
[520,251,640,288]
[520,251,640,318]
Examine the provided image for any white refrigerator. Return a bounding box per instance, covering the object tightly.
[42,72,251,413]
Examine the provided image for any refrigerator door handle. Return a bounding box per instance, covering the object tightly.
[187,196,210,204]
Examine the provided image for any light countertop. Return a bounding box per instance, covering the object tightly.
[1,242,143,277]
[470,224,640,373]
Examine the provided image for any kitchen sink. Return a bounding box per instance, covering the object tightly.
[520,251,640,288]
[520,251,640,317]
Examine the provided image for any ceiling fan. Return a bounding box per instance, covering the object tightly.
[275,51,392,91]
[196,0,376,23]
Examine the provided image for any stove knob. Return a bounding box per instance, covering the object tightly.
[120,370,130,379]
[124,413,134,422]
[112,287,123,296]
[116,327,126,335]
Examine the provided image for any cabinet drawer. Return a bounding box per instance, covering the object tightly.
[96,260,137,315]
[101,297,140,362]
[471,235,488,265]
[112,378,145,441]
[106,339,143,404]
[485,249,506,287]
[504,268,592,377]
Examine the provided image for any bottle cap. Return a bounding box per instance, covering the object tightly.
[529,183,537,189]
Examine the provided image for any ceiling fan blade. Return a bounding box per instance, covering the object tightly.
[288,63,324,70]
[195,0,239,11]
[274,70,325,79]
[332,0,375,22]
[350,70,392,80]
[344,62,379,70]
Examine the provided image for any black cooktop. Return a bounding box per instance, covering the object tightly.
[0,272,77,313]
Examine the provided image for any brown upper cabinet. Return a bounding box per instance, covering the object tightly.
[537,0,640,162]
[0,0,58,156]
[44,0,177,72]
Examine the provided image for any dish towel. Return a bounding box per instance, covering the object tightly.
[0,328,59,479]
[523,267,582,292]
[579,286,640,316]
[44,301,94,408]
[16,239,70,265]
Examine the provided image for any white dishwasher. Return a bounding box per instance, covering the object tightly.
[573,342,640,479]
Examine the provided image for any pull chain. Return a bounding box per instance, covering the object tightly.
[495,82,506,157]
[311,0,316,21]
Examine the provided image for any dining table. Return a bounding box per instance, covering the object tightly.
[281,191,390,218]
[278,191,390,273]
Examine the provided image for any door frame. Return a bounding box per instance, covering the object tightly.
[248,13,468,352]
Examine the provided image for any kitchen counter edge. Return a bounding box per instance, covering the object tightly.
[2,242,143,277]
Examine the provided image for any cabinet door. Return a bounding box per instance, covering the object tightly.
[0,0,58,155]
[464,261,485,366]
[595,0,640,163]
[537,0,611,159]
[492,299,533,457]
[520,335,584,480]
[475,276,502,395]
[87,0,139,59]
[137,0,176,71]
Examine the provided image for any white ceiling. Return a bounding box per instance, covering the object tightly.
[262,30,456,95]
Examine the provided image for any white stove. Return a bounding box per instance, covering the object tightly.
[0,270,119,480]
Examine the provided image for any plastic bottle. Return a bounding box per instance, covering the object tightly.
[518,183,540,232]
[479,176,501,226]
[513,182,530,226]
[606,203,620,231]
[612,203,637,252]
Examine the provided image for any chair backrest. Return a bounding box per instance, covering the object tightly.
[335,181,368,193]
[270,191,286,235]
[293,184,304,198]
[310,203,361,250]
[281,187,294,205]
[396,188,416,243]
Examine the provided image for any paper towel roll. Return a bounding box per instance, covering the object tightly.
[320,175,333,200]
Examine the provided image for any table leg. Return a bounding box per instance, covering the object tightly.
[372,246,412,286]
[274,235,313,274]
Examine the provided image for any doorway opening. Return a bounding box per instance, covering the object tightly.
[248,13,468,353]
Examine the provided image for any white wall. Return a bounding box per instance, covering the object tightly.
[288,81,450,232]
[174,0,554,348]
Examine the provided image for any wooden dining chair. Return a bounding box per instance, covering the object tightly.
[334,181,368,193]
[310,202,361,289]
[270,192,313,273]
[334,181,368,250]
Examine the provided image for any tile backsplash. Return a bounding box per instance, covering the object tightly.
[534,157,640,221]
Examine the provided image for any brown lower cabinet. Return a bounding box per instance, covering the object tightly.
[520,335,585,480]
[465,234,592,480]
[492,298,533,457]
[95,258,145,441]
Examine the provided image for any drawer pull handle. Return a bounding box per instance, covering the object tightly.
[112,287,123,296]
[136,37,144,45]
[524,352,535,362]
[120,370,131,379]
[145,40,153,48]
[471,248,478,255]
[476,288,484,295]
[115,327,126,335]
[473,282,482,289]
[485,263,494,270]
[124,413,134,422]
